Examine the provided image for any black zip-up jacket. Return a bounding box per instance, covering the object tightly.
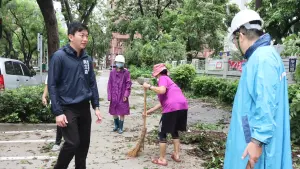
[48,44,99,116]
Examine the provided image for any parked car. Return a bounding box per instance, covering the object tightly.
[32,66,40,72]
[0,58,39,90]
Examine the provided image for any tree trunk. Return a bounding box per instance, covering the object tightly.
[255,0,262,10]
[60,0,73,26]
[80,1,97,24]
[3,28,16,59]
[36,0,60,58]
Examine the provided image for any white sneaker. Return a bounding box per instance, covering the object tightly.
[51,144,61,152]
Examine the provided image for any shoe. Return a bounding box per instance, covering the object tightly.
[171,153,181,162]
[113,118,119,132]
[151,158,168,166]
[118,120,124,134]
[51,144,61,152]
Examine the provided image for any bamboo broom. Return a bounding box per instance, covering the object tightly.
[127,79,148,157]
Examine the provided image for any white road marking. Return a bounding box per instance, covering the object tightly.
[0,156,57,161]
[0,140,55,144]
[1,130,54,134]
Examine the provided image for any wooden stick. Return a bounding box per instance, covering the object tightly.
[143,89,147,128]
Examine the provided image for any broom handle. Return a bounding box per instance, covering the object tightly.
[143,89,147,128]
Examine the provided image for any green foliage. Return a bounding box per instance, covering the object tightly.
[86,21,112,60]
[218,80,239,104]
[108,0,238,65]
[124,33,186,66]
[191,76,239,104]
[124,40,144,66]
[249,0,300,44]
[2,0,44,65]
[289,84,300,145]
[128,65,152,80]
[173,0,229,55]
[191,76,300,145]
[59,0,98,25]
[0,85,54,123]
[85,3,112,60]
[0,0,59,67]
[165,63,173,70]
[295,62,300,83]
[170,64,196,90]
[281,32,300,57]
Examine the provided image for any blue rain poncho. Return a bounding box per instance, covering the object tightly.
[224,34,292,169]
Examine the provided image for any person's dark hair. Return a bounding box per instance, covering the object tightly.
[159,69,168,75]
[67,22,89,35]
[239,20,264,40]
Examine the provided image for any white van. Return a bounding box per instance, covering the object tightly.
[0,58,39,90]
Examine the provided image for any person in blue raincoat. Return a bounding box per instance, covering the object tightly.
[224,9,292,169]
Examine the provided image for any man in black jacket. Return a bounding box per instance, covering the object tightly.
[48,22,102,169]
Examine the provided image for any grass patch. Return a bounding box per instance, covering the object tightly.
[146,122,226,168]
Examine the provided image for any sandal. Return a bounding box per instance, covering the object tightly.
[151,158,168,166]
[171,153,181,162]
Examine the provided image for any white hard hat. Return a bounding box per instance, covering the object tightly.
[115,55,125,63]
[228,9,263,40]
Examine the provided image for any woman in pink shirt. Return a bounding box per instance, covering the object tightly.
[143,63,188,166]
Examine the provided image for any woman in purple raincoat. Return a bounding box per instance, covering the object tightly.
[107,55,132,134]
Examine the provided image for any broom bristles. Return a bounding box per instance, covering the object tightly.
[127,128,147,157]
[127,141,142,157]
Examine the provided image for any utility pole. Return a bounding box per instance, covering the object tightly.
[37,33,43,82]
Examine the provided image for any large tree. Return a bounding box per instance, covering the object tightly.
[59,0,98,25]
[0,0,17,58]
[36,0,59,57]
[250,0,300,44]
[107,0,238,65]
[3,0,44,67]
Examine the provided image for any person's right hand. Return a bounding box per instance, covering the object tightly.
[143,110,151,117]
[56,114,68,127]
[143,82,151,90]
[42,96,47,106]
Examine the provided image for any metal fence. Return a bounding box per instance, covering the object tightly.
[171,57,297,84]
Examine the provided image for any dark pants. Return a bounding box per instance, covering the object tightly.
[54,101,92,169]
[55,126,63,145]
[158,109,188,143]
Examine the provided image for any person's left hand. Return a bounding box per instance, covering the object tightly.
[143,82,150,90]
[123,97,127,102]
[42,96,48,106]
[95,109,103,124]
[242,141,262,169]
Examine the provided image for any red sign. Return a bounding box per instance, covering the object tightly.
[228,60,245,72]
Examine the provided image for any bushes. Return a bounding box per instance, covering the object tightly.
[128,65,152,79]
[295,63,300,83]
[218,80,239,104]
[192,76,238,104]
[289,84,300,145]
[170,64,196,90]
[0,85,54,123]
[191,76,300,145]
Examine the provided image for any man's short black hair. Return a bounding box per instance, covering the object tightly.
[67,22,89,35]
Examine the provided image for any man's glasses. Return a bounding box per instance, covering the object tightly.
[231,32,241,43]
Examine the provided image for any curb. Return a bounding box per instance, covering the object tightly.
[0,123,57,132]
[0,123,56,126]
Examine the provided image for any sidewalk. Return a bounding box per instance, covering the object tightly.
[0,69,204,169]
